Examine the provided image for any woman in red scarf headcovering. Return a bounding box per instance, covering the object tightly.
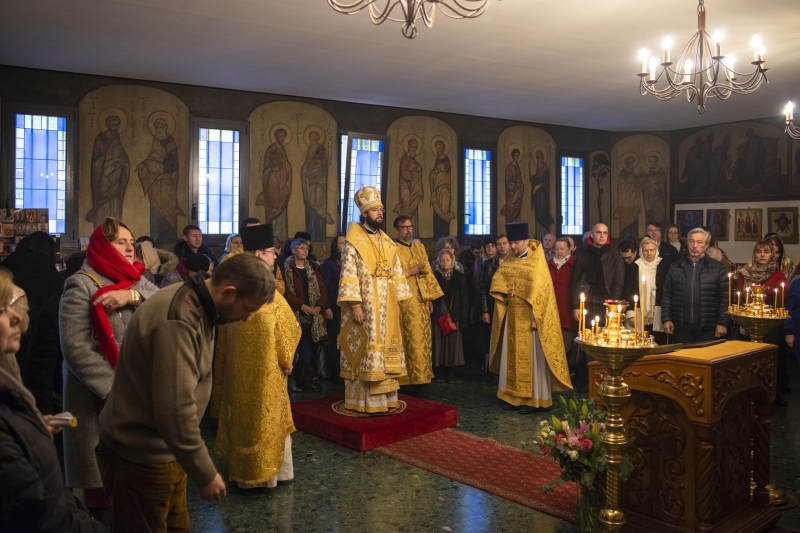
[59,217,159,526]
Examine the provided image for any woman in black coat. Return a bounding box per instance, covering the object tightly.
[431,250,469,383]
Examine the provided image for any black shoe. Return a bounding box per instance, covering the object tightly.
[519,405,535,414]
[502,403,520,411]
[311,381,323,393]
[288,377,302,393]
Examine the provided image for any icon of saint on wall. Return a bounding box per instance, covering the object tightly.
[301,126,333,241]
[86,108,130,226]
[529,147,553,239]
[136,111,184,242]
[429,136,454,239]
[257,124,293,240]
[501,144,523,223]
[395,135,424,230]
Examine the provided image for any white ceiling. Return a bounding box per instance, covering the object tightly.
[1,0,799,131]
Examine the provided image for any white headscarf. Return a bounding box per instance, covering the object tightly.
[635,236,661,324]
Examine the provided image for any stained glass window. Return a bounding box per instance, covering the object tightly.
[198,128,240,235]
[561,156,584,235]
[463,148,491,235]
[15,114,67,234]
[340,135,385,225]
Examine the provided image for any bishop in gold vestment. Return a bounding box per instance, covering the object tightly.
[338,187,411,413]
[490,222,572,409]
[394,217,443,385]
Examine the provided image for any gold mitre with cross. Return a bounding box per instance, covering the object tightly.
[354,185,383,214]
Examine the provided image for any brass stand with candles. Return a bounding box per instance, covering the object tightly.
[729,283,797,510]
[576,300,675,532]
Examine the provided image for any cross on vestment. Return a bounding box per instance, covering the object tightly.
[508,282,517,297]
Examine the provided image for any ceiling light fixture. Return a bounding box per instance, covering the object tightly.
[785,102,800,139]
[637,0,768,114]
[327,0,494,39]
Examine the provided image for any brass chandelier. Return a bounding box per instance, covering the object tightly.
[327,0,494,39]
[637,0,768,113]
[785,102,800,139]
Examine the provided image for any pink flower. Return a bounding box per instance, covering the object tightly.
[541,445,551,456]
[579,420,591,436]
[579,438,593,452]
[554,433,566,445]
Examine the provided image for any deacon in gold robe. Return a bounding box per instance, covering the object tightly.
[338,186,412,413]
[393,215,443,386]
[490,221,572,412]
[214,223,301,488]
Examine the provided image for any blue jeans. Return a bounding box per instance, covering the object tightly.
[673,324,717,343]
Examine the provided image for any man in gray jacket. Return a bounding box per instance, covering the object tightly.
[98,253,275,532]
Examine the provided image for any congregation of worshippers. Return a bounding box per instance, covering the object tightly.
[3,198,800,531]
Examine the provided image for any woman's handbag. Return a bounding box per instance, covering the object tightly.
[436,296,458,336]
[298,314,314,330]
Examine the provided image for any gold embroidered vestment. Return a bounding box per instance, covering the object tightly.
[396,241,443,385]
[489,239,572,398]
[214,293,301,487]
[338,222,412,412]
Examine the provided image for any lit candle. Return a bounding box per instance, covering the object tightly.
[579,293,585,333]
[662,35,672,64]
[649,56,658,81]
[724,55,736,79]
[595,315,601,335]
[737,290,741,308]
[712,29,722,57]
[633,295,639,338]
[641,275,647,321]
[591,319,595,336]
[781,282,786,309]
[638,48,648,75]
[727,272,732,309]
[786,102,795,122]
[582,309,587,334]
[746,287,750,305]
[775,288,779,310]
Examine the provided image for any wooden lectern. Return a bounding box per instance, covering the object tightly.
[589,340,780,533]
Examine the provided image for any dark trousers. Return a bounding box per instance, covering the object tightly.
[98,444,190,533]
[292,330,315,389]
[325,306,342,379]
[673,324,717,343]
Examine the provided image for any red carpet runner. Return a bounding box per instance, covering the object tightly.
[291,394,457,452]
[375,427,577,522]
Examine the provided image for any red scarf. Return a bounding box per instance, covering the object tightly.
[86,224,145,368]
[176,258,190,280]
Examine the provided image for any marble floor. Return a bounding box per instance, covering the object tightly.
[189,365,800,533]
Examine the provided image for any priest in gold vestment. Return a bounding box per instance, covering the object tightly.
[338,186,412,413]
[393,215,443,386]
[213,224,302,488]
[490,221,572,412]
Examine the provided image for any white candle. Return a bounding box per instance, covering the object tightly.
[713,29,722,57]
[638,48,648,74]
[662,35,672,63]
[752,34,762,61]
[786,102,795,122]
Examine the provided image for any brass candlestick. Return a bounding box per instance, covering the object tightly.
[728,283,788,342]
[577,300,675,532]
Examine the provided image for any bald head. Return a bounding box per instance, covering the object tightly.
[591,224,609,247]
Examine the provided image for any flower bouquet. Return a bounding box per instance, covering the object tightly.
[531,396,630,533]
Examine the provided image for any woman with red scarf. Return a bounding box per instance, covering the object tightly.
[59,218,159,526]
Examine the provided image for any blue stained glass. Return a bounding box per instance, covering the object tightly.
[560,156,584,235]
[341,136,386,224]
[14,114,67,234]
[463,148,491,235]
[221,143,233,168]
[197,127,240,233]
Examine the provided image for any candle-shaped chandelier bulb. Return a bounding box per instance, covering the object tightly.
[638,48,649,74]
[662,35,672,63]
[712,29,722,56]
[785,101,794,121]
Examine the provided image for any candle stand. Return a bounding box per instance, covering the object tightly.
[576,300,675,532]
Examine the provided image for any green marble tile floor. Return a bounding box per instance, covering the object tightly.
[189,365,800,533]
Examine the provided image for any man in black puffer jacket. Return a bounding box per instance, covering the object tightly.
[662,227,729,342]
[0,378,107,532]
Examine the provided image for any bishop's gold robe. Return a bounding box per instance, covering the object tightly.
[396,241,443,385]
[214,292,301,487]
[490,239,572,407]
[338,222,411,413]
